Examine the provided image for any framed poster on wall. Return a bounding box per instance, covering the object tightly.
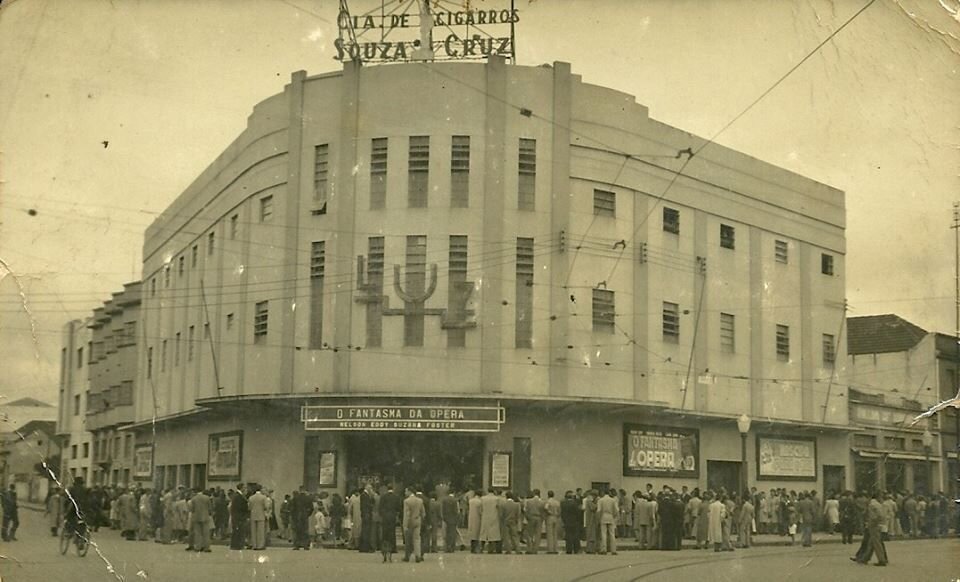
[623,424,700,478]
[207,430,243,481]
[756,435,817,481]
[133,444,153,480]
[490,451,512,489]
[318,450,338,488]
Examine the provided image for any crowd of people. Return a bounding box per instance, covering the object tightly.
[36,477,958,565]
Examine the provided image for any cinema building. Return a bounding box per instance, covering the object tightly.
[131,57,852,497]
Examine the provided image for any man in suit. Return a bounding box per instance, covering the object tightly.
[797,492,815,547]
[499,492,522,554]
[248,486,268,550]
[560,491,581,554]
[853,490,889,566]
[359,483,375,552]
[597,489,619,555]
[634,493,652,549]
[479,488,502,553]
[738,491,755,548]
[290,489,313,550]
[523,489,544,554]
[378,484,402,562]
[419,491,434,554]
[403,487,426,563]
[544,490,561,554]
[229,484,249,550]
[439,490,460,552]
[188,489,214,552]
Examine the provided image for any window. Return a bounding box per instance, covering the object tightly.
[822,333,836,365]
[853,434,876,448]
[161,339,168,371]
[188,325,195,361]
[720,313,735,353]
[207,231,215,255]
[124,435,132,458]
[313,144,329,214]
[73,394,80,416]
[404,235,428,346]
[203,322,210,339]
[254,301,269,341]
[776,324,790,361]
[518,138,536,211]
[662,302,680,343]
[447,235,468,348]
[226,313,234,330]
[365,237,385,348]
[77,347,84,369]
[125,322,136,345]
[147,346,153,379]
[775,240,788,264]
[151,277,157,297]
[720,224,735,249]
[309,241,325,350]
[370,137,388,209]
[260,195,274,222]
[88,340,94,363]
[663,207,680,234]
[592,289,615,333]
[516,237,534,347]
[451,135,470,208]
[164,265,170,288]
[178,256,184,276]
[593,189,616,217]
[821,253,834,276]
[174,332,181,366]
[72,445,78,459]
[408,136,429,208]
[83,443,89,459]
[191,245,198,267]
[230,215,238,240]
[119,381,133,405]
[884,436,905,451]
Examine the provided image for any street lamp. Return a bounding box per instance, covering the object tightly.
[921,429,933,496]
[738,414,751,496]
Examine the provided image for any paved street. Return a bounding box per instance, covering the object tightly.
[1,508,957,582]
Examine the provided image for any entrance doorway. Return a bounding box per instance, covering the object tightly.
[345,433,483,494]
[823,465,845,496]
[707,460,741,494]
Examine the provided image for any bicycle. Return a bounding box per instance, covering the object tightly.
[59,519,90,557]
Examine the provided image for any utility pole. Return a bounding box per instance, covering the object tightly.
[952,202,960,497]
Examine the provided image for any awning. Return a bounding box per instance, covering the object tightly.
[851,449,940,462]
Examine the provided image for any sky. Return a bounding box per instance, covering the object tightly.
[0,0,958,406]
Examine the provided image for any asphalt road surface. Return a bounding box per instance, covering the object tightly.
[1,509,957,582]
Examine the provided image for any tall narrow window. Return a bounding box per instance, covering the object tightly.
[161,339,168,371]
[821,253,834,276]
[174,332,181,366]
[822,333,836,365]
[77,347,84,369]
[260,195,274,222]
[403,236,428,346]
[226,313,234,330]
[451,136,470,208]
[230,215,238,240]
[593,189,616,217]
[207,232,215,255]
[178,256,185,276]
[518,138,536,211]
[775,240,788,264]
[408,136,430,208]
[254,301,269,342]
[191,245,198,267]
[313,144,329,214]
[516,237,534,348]
[365,237,385,347]
[164,266,170,288]
[188,325,195,361]
[147,347,153,379]
[662,302,680,343]
[720,313,735,353]
[663,207,680,234]
[592,289,615,333]
[447,235,469,347]
[370,138,388,209]
[151,277,156,297]
[720,224,735,250]
[309,242,325,349]
[776,324,790,361]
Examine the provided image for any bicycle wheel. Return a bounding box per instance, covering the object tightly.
[59,527,70,555]
[76,533,89,557]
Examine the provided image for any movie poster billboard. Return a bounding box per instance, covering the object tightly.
[623,424,699,477]
[207,430,243,481]
[757,435,817,481]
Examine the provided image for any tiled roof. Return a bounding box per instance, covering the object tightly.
[4,397,53,407]
[847,314,928,355]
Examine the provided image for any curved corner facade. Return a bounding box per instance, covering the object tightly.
[134,58,851,497]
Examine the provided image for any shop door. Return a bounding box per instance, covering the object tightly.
[823,465,845,495]
[707,460,741,494]
[854,460,878,492]
[884,461,906,492]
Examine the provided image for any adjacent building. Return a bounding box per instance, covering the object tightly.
[0,419,59,502]
[56,319,95,485]
[130,57,850,498]
[846,314,947,495]
[85,282,143,487]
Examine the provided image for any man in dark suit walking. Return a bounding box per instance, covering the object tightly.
[560,491,581,554]
[378,484,402,562]
[440,489,460,552]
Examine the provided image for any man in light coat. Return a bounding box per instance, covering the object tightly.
[403,487,426,563]
[479,489,502,553]
[248,486,268,550]
[634,493,653,550]
[596,489,619,555]
[467,490,482,553]
[524,489,545,554]
[738,493,755,548]
[189,489,214,552]
[708,494,727,552]
[544,490,561,554]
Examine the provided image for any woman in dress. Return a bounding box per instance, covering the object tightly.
[824,494,840,534]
